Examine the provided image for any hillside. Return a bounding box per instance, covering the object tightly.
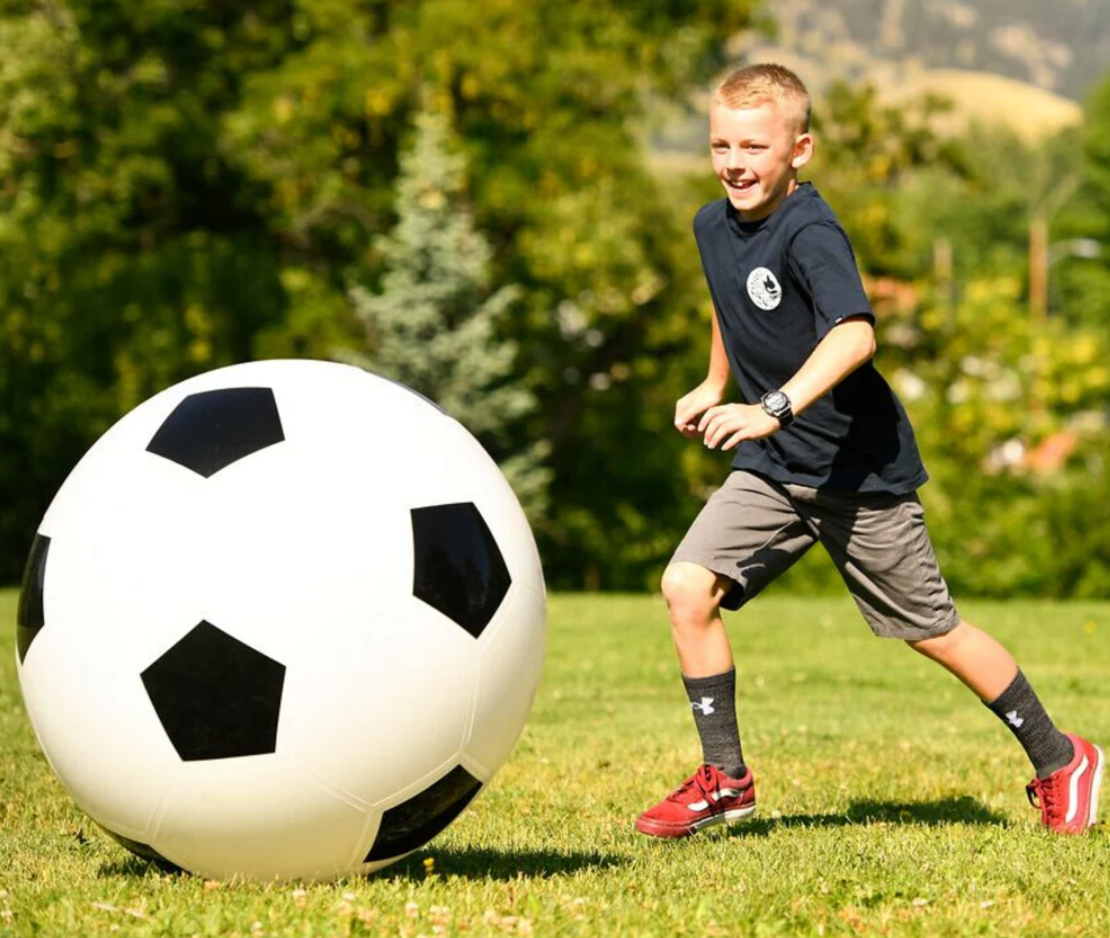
[737,0,1110,103]
[646,0,1099,162]
[888,69,1082,142]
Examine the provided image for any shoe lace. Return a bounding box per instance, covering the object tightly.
[1026,772,1065,820]
[667,764,718,804]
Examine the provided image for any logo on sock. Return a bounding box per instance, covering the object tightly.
[691,697,715,715]
[1006,709,1025,728]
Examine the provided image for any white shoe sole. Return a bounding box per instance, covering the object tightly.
[1088,745,1104,828]
[691,804,757,832]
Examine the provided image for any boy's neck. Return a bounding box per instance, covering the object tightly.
[731,181,810,227]
[736,178,801,224]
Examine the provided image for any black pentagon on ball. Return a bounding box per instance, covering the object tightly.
[141,621,285,761]
[411,502,511,638]
[146,387,285,478]
[365,765,483,862]
[16,533,50,664]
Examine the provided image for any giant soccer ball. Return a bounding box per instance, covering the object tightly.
[15,360,546,881]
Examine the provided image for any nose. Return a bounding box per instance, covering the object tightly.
[726,148,744,172]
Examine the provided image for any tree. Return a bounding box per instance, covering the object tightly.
[874,274,1110,598]
[342,109,550,518]
[224,0,765,589]
[0,0,766,587]
[0,0,306,580]
[1048,67,1110,327]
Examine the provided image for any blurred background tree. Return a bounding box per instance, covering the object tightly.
[1049,70,1110,328]
[341,108,551,520]
[0,0,298,581]
[0,0,763,586]
[1,0,1108,598]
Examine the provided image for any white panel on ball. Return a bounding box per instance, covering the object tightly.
[466,585,548,774]
[15,360,546,881]
[281,599,479,807]
[154,761,372,881]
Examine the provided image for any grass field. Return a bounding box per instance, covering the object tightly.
[2,589,1109,937]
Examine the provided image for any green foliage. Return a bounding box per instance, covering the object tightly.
[877,277,1110,598]
[342,109,551,518]
[808,81,972,278]
[215,0,767,590]
[783,79,1110,599]
[1050,69,1110,327]
[0,0,761,587]
[1082,70,1110,210]
[0,0,307,579]
[1,0,1108,597]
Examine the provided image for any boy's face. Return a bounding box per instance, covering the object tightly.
[709,101,813,221]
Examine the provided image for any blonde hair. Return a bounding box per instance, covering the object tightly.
[714,64,811,135]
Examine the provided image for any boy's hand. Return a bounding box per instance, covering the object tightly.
[698,404,781,450]
[674,382,726,438]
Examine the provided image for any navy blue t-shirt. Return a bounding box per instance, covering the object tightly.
[693,183,927,494]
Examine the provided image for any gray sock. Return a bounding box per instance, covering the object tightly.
[682,668,745,778]
[986,669,1074,778]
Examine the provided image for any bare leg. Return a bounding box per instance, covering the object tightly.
[907,620,1018,702]
[660,561,735,677]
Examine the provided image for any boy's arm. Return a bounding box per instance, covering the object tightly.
[699,316,875,450]
[675,308,732,437]
[705,307,730,391]
[780,315,875,416]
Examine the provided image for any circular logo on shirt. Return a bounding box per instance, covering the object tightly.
[746,267,782,311]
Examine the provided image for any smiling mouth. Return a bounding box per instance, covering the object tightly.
[725,178,755,193]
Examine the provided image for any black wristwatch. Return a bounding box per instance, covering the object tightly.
[760,389,795,428]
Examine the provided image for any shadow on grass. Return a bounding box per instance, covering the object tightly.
[99,847,624,882]
[378,846,626,881]
[727,795,1008,837]
[98,855,184,878]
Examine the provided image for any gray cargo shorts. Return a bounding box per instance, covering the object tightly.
[671,470,961,640]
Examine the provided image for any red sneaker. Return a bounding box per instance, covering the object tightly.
[635,763,756,838]
[1026,733,1104,834]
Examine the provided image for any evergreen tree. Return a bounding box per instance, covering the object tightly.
[343,109,550,519]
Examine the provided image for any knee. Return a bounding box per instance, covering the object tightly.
[661,563,724,624]
[907,622,965,661]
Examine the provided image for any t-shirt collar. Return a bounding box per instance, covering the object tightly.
[726,181,815,236]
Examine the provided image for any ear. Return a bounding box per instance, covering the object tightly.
[791,132,814,170]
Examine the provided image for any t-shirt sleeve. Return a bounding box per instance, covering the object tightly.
[787,223,874,339]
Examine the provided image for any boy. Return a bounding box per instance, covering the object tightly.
[635,63,1102,838]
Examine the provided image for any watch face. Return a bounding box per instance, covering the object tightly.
[764,391,788,412]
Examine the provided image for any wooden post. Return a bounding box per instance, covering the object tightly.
[933,237,953,324]
[1029,214,1048,322]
